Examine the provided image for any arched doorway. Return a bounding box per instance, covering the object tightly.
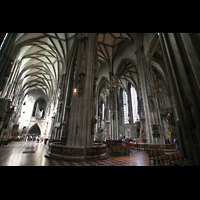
[27,124,41,140]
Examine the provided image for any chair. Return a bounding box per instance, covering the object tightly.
[129,143,134,151]
[168,154,179,166]
[149,144,153,151]
[148,151,154,165]
[157,151,165,165]
[146,144,150,151]
[117,146,122,155]
[161,150,168,163]
[153,151,161,165]
[168,154,175,166]
[126,146,130,154]
[122,146,127,155]
[112,146,117,156]
[177,153,188,166]
[173,153,181,165]
[156,144,160,151]
[141,144,145,150]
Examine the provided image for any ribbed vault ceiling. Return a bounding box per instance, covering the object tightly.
[13,33,134,101]
[13,33,76,99]
[97,33,132,67]
[97,33,137,97]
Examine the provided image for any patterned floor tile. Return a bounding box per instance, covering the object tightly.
[0,141,152,166]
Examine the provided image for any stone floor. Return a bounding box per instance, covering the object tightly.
[0,140,150,166]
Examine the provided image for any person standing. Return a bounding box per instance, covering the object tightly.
[126,138,130,146]
[122,136,126,147]
[175,138,178,149]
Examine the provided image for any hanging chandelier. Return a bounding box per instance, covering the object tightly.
[105,75,121,90]
[148,72,164,94]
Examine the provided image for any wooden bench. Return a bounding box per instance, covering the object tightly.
[147,151,155,165]
[110,145,130,156]
[134,143,177,152]
[148,150,168,165]
[167,153,188,166]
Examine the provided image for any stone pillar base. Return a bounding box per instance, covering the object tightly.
[61,136,67,145]
[45,142,108,161]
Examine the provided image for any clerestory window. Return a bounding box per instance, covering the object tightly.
[130,85,140,123]
[123,90,129,124]
[102,103,105,120]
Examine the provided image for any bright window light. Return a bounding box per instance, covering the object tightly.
[131,85,140,123]
[123,90,129,124]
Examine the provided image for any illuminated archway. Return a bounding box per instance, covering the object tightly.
[27,123,41,136]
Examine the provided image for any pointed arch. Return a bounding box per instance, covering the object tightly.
[115,58,139,91]
[27,123,41,135]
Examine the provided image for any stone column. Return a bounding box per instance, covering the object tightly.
[115,88,119,140]
[136,46,153,143]
[140,118,146,142]
[118,88,124,138]
[154,93,165,143]
[111,88,119,140]
[159,33,200,165]
[54,74,66,140]
[61,105,71,145]
[0,34,16,95]
[67,33,98,147]
[0,97,9,131]
[50,116,55,139]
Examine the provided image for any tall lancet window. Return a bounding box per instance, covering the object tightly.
[102,103,105,120]
[131,85,140,123]
[123,90,129,124]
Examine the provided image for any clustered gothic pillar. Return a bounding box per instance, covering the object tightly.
[0,34,16,96]
[136,47,153,143]
[108,87,119,140]
[60,105,71,145]
[54,73,66,140]
[118,88,123,138]
[159,33,200,165]
[0,97,15,142]
[66,33,98,146]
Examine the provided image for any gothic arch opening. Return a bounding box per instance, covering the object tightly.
[28,123,41,136]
